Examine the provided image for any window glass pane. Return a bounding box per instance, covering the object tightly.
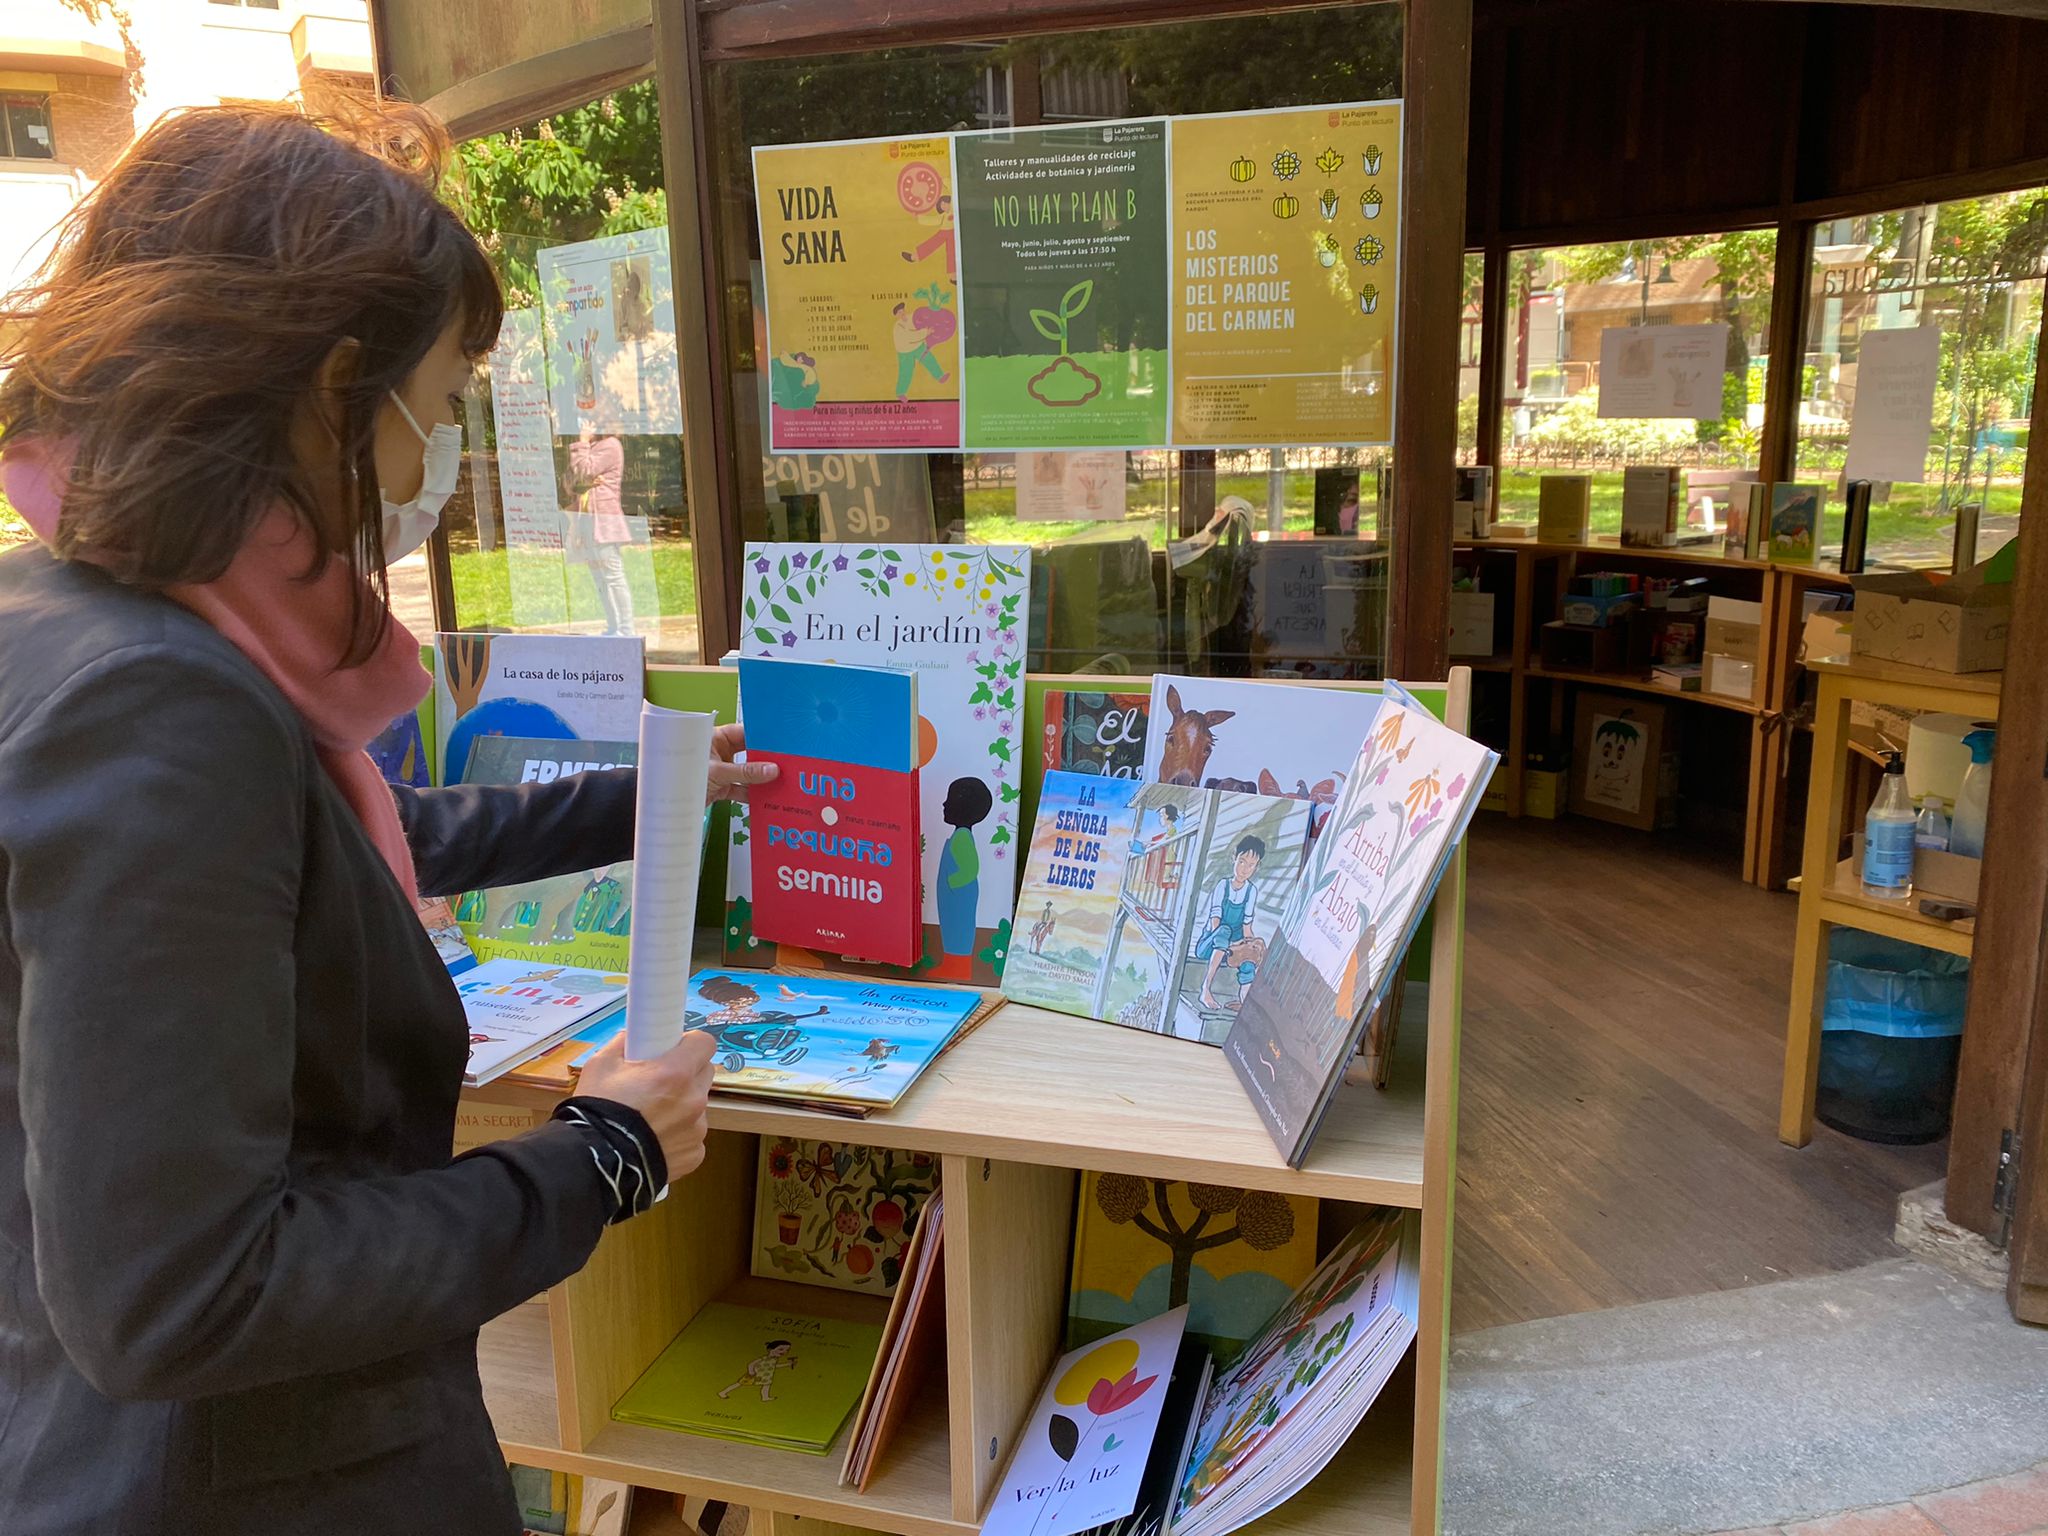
[3,97,54,161]
[1458,250,1482,462]
[1796,191,2042,570]
[1497,232,1776,538]
[708,4,1403,680]
[443,83,700,661]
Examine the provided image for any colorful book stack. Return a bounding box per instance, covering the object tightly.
[737,656,922,968]
[456,958,629,1087]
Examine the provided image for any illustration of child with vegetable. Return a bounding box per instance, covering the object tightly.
[891,302,950,401]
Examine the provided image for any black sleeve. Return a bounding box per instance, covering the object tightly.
[0,648,615,1401]
[391,767,637,899]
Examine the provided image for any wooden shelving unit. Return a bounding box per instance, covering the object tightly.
[468,671,1476,1536]
[1454,536,1846,885]
[1778,653,2002,1145]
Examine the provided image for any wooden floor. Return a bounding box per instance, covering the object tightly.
[1452,814,1947,1335]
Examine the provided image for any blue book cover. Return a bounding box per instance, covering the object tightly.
[683,971,979,1111]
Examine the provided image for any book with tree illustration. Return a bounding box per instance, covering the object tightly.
[753,1138,939,1296]
[1067,1175,1318,1362]
[450,736,639,975]
[612,1300,884,1454]
[737,657,922,968]
[1003,772,1310,1044]
[1223,688,1497,1166]
[1170,1211,1420,1536]
[683,970,981,1114]
[1141,675,1383,844]
[723,543,1031,985]
[432,632,644,787]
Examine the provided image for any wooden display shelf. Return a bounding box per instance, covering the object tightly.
[1457,534,1767,569]
[1524,662,1759,715]
[1780,655,2001,1144]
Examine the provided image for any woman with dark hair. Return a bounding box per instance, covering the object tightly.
[0,105,772,1533]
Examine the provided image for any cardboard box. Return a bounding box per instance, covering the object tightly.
[1447,590,1497,656]
[1524,766,1567,819]
[1703,595,1763,663]
[1480,777,1512,814]
[1844,838,1982,906]
[1802,611,1853,665]
[1706,653,1757,702]
[1570,691,1679,831]
[1538,474,1592,544]
[1851,550,2013,673]
[1539,620,1624,673]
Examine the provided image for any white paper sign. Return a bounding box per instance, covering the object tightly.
[537,228,684,437]
[1014,452,1130,523]
[1845,326,1942,485]
[625,703,714,1060]
[1598,323,1730,419]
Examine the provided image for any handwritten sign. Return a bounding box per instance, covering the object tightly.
[1844,325,1942,485]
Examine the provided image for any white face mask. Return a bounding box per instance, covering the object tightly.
[380,391,462,560]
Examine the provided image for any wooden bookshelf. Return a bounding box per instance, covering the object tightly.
[468,669,1475,1536]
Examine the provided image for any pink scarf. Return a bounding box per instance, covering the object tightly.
[2,437,428,900]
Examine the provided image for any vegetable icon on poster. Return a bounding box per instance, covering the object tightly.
[1168,103,1403,448]
[955,121,1171,450]
[754,136,962,451]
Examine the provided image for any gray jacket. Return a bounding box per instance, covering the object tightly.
[0,548,633,1533]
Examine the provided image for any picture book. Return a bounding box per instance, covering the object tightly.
[432,632,644,787]
[415,895,478,975]
[612,1300,884,1455]
[369,708,430,789]
[1619,465,1680,549]
[1140,675,1382,843]
[1067,1175,1318,1362]
[1041,688,1150,781]
[1071,1336,1213,1536]
[737,657,921,967]
[982,1307,1191,1536]
[754,1138,940,1297]
[1768,482,1823,565]
[451,738,638,975]
[1224,690,1497,1165]
[1537,473,1592,544]
[843,1190,947,1490]
[1003,772,1312,1044]
[457,958,630,1087]
[1719,480,1765,560]
[684,971,981,1114]
[1171,1212,1419,1536]
[509,1464,576,1535]
[724,543,1031,986]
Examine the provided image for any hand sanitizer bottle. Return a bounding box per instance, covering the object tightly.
[1950,727,1997,859]
[1862,750,1915,900]
[1914,795,1950,851]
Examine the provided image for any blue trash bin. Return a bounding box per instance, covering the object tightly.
[1816,930,1969,1145]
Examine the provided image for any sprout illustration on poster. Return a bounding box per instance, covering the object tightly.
[1596,322,1729,420]
[754,136,961,452]
[535,228,683,437]
[1168,103,1403,448]
[954,121,1170,450]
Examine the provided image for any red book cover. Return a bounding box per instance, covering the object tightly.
[739,658,921,967]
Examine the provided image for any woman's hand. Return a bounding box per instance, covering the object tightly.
[709,722,777,804]
[576,1031,716,1178]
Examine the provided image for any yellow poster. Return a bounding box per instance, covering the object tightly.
[754,135,961,451]
[1169,103,1401,448]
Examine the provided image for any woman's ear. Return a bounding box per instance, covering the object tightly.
[310,337,362,439]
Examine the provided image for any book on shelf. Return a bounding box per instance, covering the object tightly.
[456,958,629,1088]
[1223,686,1497,1165]
[508,1468,634,1536]
[1067,1174,1318,1363]
[842,1188,947,1490]
[612,1299,884,1455]
[754,1138,940,1296]
[737,656,922,967]
[982,1306,1194,1536]
[683,970,984,1115]
[1143,675,1380,844]
[1652,662,1703,693]
[1718,481,1766,560]
[724,542,1032,986]
[1072,1336,1214,1536]
[1768,482,1823,565]
[1619,465,1680,549]
[1042,687,1151,781]
[1537,473,1592,544]
[1002,772,1312,1045]
[451,736,639,975]
[415,895,478,974]
[432,632,644,788]
[1170,1210,1421,1536]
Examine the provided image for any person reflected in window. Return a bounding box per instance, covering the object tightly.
[568,418,636,637]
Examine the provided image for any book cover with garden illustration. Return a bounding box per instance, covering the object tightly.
[753,1138,940,1297]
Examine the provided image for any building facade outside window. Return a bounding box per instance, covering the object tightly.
[1,96,56,161]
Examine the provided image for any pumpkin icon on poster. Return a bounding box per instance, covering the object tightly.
[1228,155,1256,183]
[1272,148,1301,180]
[1272,193,1298,219]
[1361,187,1384,220]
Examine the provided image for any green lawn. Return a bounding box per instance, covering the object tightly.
[963,471,1330,549]
[446,536,697,631]
[0,489,29,550]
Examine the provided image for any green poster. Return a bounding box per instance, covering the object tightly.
[956,121,1170,450]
